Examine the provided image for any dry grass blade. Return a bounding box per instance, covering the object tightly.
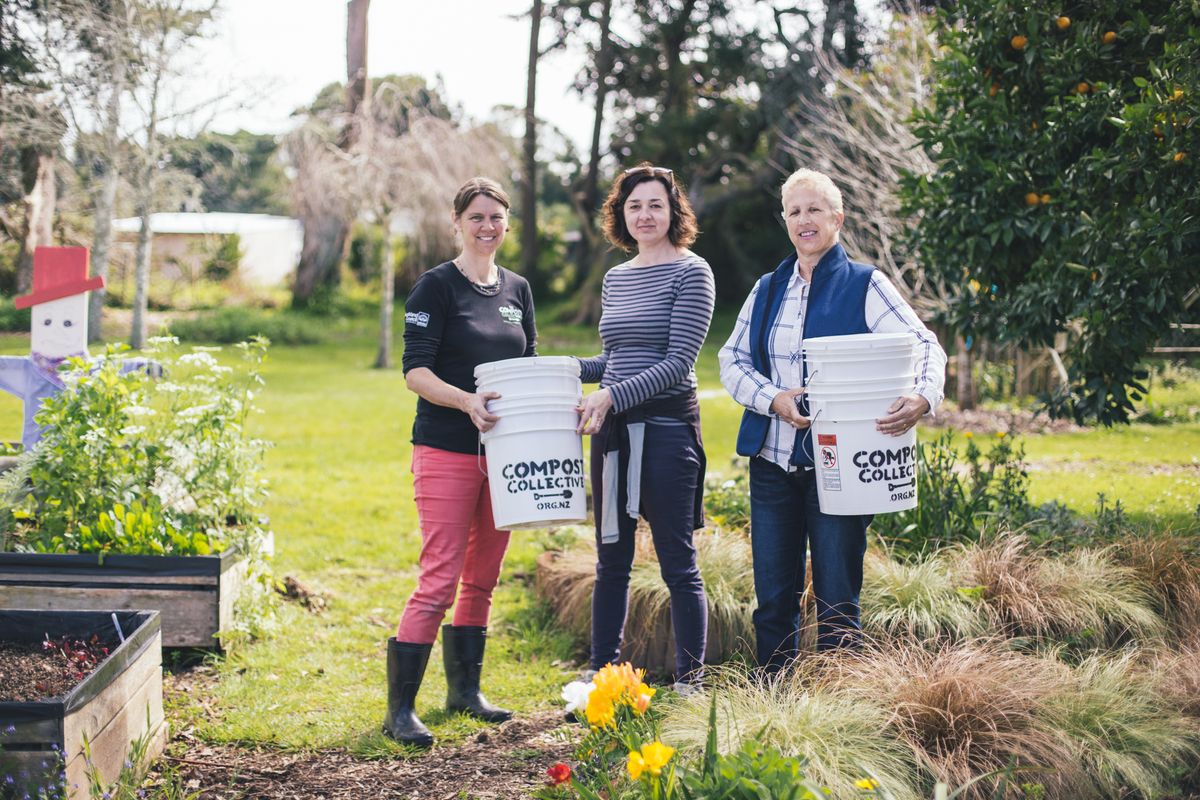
[1118,533,1200,640]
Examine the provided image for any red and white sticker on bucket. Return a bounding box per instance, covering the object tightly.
[817,433,842,491]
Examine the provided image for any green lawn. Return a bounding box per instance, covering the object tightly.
[0,320,1196,755]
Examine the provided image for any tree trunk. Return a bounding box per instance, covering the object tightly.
[293,0,369,307]
[520,0,543,293]
[131,47,165,351]
[87,52,126,343]
[16,148,55,294]
[565,0,613,322]
[374,229,395,369]
[955,335,975,410]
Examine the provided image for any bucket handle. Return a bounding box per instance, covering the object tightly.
[477,437,487,477]
[804,368,819,388]
[801,408,822,458]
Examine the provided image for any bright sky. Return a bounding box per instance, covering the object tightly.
[186,1,594,150]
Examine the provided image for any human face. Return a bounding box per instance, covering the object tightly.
[623,179,673,251]
[455,195,508,258]
[30,294,88,358]
[782,184,843,264]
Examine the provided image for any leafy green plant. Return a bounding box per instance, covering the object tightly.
[703,468,751,533]
[0,296,31,333]
[3,338,272,561]
[872,432,1046,554]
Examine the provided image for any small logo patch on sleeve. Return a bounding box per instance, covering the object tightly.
[405,311,430,328]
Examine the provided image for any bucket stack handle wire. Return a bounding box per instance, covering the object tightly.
[801,408,823,455]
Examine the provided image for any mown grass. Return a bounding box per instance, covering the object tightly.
[0,314,1196,758]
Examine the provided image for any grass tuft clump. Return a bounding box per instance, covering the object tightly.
[949,533,1164,646]
[861,549,986,641]
[659,664,924,800]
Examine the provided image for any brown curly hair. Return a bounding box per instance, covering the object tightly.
[601,163,699,251]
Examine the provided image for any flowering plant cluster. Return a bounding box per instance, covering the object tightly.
[543,663,889,800]
[1,338,271,560]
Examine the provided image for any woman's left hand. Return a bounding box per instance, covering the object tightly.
[577,388,614,435]
[877,393,930,436]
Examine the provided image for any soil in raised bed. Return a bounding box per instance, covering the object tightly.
[0,635,112,702]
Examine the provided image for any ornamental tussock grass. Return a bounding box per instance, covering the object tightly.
[809,637,1082,799]
[1116,533,1200,640]
[949,533,1165,646]
[1046,650,1200,799]
[659,663,924,800]
[861,549,986,641]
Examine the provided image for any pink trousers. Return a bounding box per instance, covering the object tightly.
[396,445,512,644]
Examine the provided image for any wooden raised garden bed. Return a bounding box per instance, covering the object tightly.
[0,547,251,649]
[0,609,166,798]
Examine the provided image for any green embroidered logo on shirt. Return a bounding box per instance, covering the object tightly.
[498,306,523,325]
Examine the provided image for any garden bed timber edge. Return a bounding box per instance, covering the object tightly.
[0,609,166,798]
[0,547,250,649]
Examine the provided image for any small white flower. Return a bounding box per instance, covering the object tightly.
[179,352,219,369]
[120,425,145,436]
[721,479,736,489]
[561,680,595,713]
[126,406,155,417]
[156,381,183,393]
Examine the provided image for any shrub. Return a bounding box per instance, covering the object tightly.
[168,307,327,345]
[861,550,987,641]
[703,468,751,533]
[0,296,31,332]
[659,666,924,800]
[871,432,1048,555]
[1,338,271,560]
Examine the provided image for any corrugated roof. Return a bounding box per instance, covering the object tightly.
[111,212,302,235]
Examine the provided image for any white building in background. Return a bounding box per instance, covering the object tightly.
[111,213,304,287]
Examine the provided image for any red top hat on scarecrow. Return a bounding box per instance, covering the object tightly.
[15,247,105,310]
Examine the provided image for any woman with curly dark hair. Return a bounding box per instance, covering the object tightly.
[574,163,715,690]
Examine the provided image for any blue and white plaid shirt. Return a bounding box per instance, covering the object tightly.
[718,266,947,471]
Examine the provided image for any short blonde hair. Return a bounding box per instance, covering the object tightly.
[780,168,844,215]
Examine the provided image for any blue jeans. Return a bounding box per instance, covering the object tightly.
[748,457,870,670]
[591,422,708,681]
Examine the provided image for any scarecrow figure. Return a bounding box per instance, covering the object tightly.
[0,247,149,451]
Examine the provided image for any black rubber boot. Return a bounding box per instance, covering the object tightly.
[442,624,513,723]
[382,638,434,747]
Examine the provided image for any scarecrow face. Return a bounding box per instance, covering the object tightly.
[30,294,88,359]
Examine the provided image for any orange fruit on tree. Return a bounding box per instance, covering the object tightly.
[1056,16,1071,30]
[1076,81,1090,94]
[1176,152,1188,162]
[1102,31,1117,44]
[1011,34,1028,50]
[1040,194,1051,204]
[1172,89,1184,102]
[1024,192,1040,206]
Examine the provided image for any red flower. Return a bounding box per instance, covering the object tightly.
[546,762,571,785]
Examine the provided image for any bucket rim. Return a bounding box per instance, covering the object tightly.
[474,355,580,378]
[801,332,915,351]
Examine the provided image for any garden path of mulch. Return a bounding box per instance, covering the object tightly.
[152,670,580,800]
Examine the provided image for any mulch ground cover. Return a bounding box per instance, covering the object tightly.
[153,711,578,800]
[0,636,111,702]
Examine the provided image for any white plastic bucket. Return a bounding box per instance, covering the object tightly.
[805,354,916,382]
[808,391,906,420]
[475,357,586,530]
[810,415,918,515]
[475,356,581,399]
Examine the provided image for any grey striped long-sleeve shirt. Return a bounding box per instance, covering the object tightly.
[578,253,715,414]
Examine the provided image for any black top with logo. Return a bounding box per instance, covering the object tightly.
[402,261,538,454]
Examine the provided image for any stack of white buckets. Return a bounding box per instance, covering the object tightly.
[803,332,920,515]
[474,356,589,530]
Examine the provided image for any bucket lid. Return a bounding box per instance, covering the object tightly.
[802,332,915,352]
[475,355,580,379]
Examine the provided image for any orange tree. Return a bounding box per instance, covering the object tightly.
[901,1,1199,424]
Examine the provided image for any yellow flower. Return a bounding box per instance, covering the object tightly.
[996,431,1007,438]
[633,685,655,715]
[627,750,646,781]
[963,431,974,439]
[585,692,615,728]
[639,741,675,776]
[855,778,880,790]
